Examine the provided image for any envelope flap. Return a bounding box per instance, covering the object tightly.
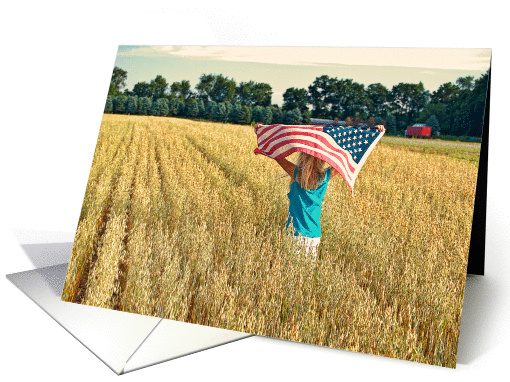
[123,319,251,373]
[7,264,161,374]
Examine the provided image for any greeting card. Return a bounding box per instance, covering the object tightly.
[61,46,491,368]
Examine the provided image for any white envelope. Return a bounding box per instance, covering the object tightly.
[6,232,251,375]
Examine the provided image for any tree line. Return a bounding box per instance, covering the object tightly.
[106,66,489,137]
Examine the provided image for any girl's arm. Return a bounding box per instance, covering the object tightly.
[254,123,296,180]
[274,157,296,180]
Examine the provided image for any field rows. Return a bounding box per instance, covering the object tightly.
[62,114,479,367]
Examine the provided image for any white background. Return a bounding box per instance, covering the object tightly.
[1,1,509,380]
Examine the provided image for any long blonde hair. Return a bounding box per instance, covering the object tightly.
[292,152,329,191]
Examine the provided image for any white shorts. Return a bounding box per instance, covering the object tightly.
[293,235,321,260]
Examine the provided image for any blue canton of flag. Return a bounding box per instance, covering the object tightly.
[322,125,380,164]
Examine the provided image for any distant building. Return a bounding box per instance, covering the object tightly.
[310,118,346,126]
[406,123,432,138]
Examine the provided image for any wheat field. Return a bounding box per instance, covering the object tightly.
[62,114,480,368]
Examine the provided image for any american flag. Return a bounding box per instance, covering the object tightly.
[254,123,384,193]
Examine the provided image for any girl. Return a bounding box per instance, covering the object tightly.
[279,151,337,260]
[254,123,385,260]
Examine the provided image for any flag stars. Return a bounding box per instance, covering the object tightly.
[322,126,376,164]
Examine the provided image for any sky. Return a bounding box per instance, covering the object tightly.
[114,46,491,106]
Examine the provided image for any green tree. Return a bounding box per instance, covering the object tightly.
[224,101,232,120]
[252,105,266,123]
[451,71,489,136]
[426,115,439,131]
[422,102,449,134]
[113,95,127,114]
[366,83,389,117]
[308,75,338,118]
[206,101,217,119]
[210,74,236,103]
[427,82,460,135]
[456,76,474,91]
[196,74,236,104]
[467,71,489,136]
[170,80,192,100]
[283,108,302,124]
[195,74,215,102]
[251,82,273,106]
[187,99,199,118]
[168,99,178,116]
[198,100,206,118]
[138,97,151,115]
[156,98,169,116]
[228,102,241,124]
[301,109,311,124]
[385,114,396,134]
[132,81,152,98]
[238,105,252,125]
[126,96,138,115]
[263,106,273,124]
[236,81,255,106]
[149,100,159,116]
[212,103,227,122]
[108,66,127,97]
[271,105,284,124]
[150,75,168,101]
[177,100,186,117]
[282,87,309,116]
[237,81,273,107]
[104,97,113,113]
[433,82,460,104]
[390,82,429,128]
[333,79,367,120]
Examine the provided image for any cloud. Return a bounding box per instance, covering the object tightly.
[117,46,491,71]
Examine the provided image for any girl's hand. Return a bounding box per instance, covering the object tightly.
[376,125,386,133]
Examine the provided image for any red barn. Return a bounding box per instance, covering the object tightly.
[406,124,432,138]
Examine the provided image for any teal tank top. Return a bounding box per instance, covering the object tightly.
[286,166,331,238]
